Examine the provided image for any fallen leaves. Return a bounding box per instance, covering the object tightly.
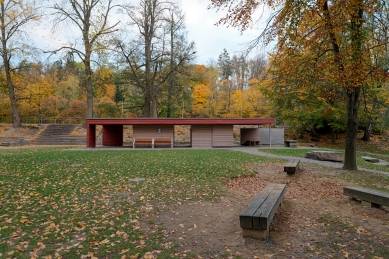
[1,148,388,259]
[225,166,344,201]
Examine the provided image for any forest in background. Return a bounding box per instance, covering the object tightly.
[0,51,270,122]
[1,0,389,141]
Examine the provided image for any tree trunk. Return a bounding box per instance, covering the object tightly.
[330,128,336,144]
[5,71,21,127]
[143,95,151,117]
[85,59,93,118]
[361,124,371,141]
[145,41,152,117]
[1,3,21,128]
[343,87,360,170]
[343,3,364,170]
[84,20,93,118]
[166,16,174,118]
[151,95,158,118]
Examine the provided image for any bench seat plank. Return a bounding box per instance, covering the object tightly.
[344,186,389,207]
[240,187,273,229]
[284,159,300,173]
[153,138,173,148]
[240,183,286,230]
[254,184,286,230]
[133,138,153,148]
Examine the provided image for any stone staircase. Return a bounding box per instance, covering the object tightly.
[33,124,85,145]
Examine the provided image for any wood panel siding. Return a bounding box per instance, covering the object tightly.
[240,128,261,145]
[259,128,284,145]
[213,125,233,147]
[87,124,96,147]
[86,118,276,148]
[191,125,213,147]
[133,125,174,141]
[102,125,123,146]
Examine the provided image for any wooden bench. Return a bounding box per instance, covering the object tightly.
[240,183,286,239]
[153,138,173,148]
[0,142,10,146]
[284,159,300,174]
[289,142,298,148]
[344,186,389,208]
[133,138,153,148]
[284,140,298,147]
[245,140,261,146]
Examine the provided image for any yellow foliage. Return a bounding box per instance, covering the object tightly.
[191,84,212,117]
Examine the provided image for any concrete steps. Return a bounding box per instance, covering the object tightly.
[33,124,85,145]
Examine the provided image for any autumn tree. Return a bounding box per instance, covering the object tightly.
[191,83,212,117]
[162,8,195,118]
[231,54,248,90]
[187,64,217,117]
[247,78,273,118]
[359,2,389,140]
[50,0,120,118]
[210,0,389,170]
[0,0,41,127]
[217,49,234,115]
[248,54,267,80]
[16,61,55,122]
[115,0,195,118]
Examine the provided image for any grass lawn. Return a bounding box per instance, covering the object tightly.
[259,148,389,173]
[0,147,281,259]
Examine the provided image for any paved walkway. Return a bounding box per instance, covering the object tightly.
[231,147,389,176]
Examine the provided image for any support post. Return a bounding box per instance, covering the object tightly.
[269,124,272,147]
[87,123,96,148]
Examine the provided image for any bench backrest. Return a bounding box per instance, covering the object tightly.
[154,138,172,142]
[134,138,152,142]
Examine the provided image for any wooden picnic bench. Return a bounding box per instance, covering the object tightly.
[240,183,286,239]
[153,137,173,148]
[284,159,300,174]
[0,142,10,146]
[133,137,173,148]
[133,138,153,148]
[344,186,389,208]
[284,140,298,147]
[245,140,261,146]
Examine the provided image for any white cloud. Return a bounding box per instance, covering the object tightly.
[181,0,270,65]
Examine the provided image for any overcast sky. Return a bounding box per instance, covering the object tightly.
[35,0,271,66]
[181,0,270,65]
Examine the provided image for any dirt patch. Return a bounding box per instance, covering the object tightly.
[151,164,389,258]
[69,125,87,136]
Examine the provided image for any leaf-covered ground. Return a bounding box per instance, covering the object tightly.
[157,163,389,259]
[0,146,388,259]
[0,147,280,258]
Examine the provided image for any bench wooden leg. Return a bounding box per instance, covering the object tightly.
[242,228,269,240]
[361,200,383,209]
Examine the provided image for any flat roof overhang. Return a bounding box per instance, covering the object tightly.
[86,118,276,125]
